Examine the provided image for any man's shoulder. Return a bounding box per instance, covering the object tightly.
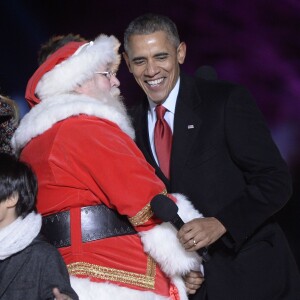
[28,234,61,258]
[181,72,252,108]
[183,72,238,96]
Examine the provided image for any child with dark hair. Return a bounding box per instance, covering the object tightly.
[0,153,78,300]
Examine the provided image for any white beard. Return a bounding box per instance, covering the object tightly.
[96,88,129,123]
[110,86,121,97]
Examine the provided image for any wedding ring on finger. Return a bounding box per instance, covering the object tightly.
[193,239,197,246]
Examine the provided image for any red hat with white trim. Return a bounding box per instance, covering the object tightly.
[25,35,121,108]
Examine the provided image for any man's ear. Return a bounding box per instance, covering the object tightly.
[6,193,18,208]
[177,42,187,65]
[122,52,132,73]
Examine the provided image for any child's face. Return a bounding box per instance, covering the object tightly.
[0,194,18,229]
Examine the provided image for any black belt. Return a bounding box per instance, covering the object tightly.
[41,204,137,248]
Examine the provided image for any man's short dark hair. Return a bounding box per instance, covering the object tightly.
[38,33,86,65]
[124,13,180,52]
[0,153,37,218]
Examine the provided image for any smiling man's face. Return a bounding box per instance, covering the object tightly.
[123,31,186,104]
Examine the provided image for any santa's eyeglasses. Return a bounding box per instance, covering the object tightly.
[94,71,117,79]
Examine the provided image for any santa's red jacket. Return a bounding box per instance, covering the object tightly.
[12,93,202,300]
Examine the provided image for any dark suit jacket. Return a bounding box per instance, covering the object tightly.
[130,72,300,300]
[0,234,78,300]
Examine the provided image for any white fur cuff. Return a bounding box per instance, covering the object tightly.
[139,193,203,277]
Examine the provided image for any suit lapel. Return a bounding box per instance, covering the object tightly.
[135,100,155,164]
[134,101,170,188]
[170,74,202,187]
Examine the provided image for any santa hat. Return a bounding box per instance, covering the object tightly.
[25,34,121,108]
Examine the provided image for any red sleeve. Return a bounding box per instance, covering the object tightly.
[51,116,166,231]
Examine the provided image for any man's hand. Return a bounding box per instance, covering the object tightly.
[177,217,226,251]
[184,270,204,294]
[53,288,73,300]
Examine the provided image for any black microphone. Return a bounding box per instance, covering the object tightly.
[150,194,211,262]
[195,65,218,80]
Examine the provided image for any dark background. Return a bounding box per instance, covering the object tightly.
[1,0,299,268]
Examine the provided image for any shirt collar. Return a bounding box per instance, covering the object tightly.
[148,77,180,115]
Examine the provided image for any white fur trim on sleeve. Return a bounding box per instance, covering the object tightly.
[173,193,204,222]
[139,193,203,277]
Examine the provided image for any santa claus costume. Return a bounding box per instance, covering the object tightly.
[12,34,202,300]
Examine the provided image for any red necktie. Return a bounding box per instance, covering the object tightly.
[154,105,173,179]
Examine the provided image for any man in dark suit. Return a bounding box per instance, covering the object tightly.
[123,13,300,300]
